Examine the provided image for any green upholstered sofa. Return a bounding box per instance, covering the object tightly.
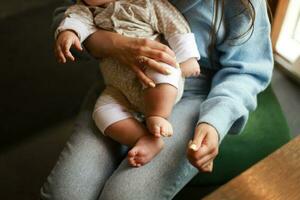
[174,86,291,199]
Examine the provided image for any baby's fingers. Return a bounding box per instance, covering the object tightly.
[74,39,83,52]
[55,45,66,63]
[62,40,75,62]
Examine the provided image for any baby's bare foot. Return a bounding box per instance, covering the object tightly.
[146,116,173,137]
[128,135,164,167]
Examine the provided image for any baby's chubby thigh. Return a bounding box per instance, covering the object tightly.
[99,58,184,112]
[144,62,184,103]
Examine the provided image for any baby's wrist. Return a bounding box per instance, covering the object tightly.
[179,57,197,65]
[179,58,199,69]
[57,29,78,38]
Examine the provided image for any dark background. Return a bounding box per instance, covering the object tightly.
[0,1,100,149]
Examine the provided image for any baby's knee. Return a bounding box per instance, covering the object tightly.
[144,62,182,89]
[40,181,87,200]
[93,106,132,134]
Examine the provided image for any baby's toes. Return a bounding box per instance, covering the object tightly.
[128,157,137,167]
[128,150,138,166]
[148,124,161,137]
[166,125,173,137]
[134,150,149,166]
[161,121,173,137]
[153,125,161,137]
[128,148,138,158]
[160,126,168,137]
[134,156,147,166]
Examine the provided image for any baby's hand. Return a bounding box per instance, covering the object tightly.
[55,30,82,63]
[180,58,200,77]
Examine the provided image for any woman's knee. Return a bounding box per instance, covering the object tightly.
[99,174,159,200]
[40,125,126,200]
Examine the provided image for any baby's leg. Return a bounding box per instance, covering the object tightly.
[144,85,177,137]
[93,87,164,167]
[104,119,164,167]
[143,63,183,137]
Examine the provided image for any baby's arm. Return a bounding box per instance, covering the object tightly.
[152,0,200,77]
[55,3,97,44]
[54,2,98,62]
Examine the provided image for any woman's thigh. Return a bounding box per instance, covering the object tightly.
[98,94,205,200]
[40,84,128,200]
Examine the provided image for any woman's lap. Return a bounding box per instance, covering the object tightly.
[41,78,208,200]
[99,95,203,200]
[40,83,127,200]
[40,108,128,200]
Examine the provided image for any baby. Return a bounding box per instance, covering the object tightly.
[55,0,200,167]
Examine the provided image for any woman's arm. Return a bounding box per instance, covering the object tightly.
[198,0,273,141]
[53,3,177,87]
[84,30,178,86]
[187,0,273,172]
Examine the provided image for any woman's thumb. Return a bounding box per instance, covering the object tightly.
[189,128,206,151]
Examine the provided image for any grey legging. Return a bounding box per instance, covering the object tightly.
[40,75,210,200]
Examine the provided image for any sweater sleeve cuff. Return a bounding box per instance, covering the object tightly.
[168,33,200,63]
[55,17,97,43]
[197,97,248,143]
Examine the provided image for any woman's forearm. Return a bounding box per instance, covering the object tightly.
[83,29,177,87]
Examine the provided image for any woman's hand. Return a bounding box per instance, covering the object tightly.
[84,30,177,87]
[187,123,219,172]
[55,30,83,63]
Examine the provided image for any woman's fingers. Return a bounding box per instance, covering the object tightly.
[131,65,155,87]
[187,123,219,173]
[137,38,175,58]
[188,147,215,172]
[135,39,177,67]
[192,148,217,168]
[116,37,177,78]
[189,128,206,152]
[188,144,216,173]
[200,161,214,172]
[136,56,171,75]
[188,144,211,163]
[143,48,177,67]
